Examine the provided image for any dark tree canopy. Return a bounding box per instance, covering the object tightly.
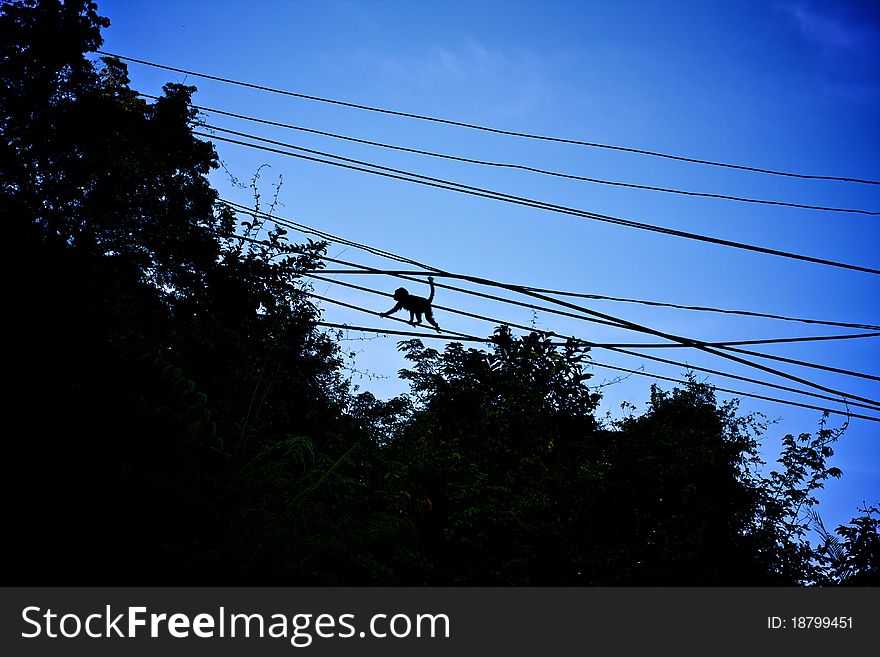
[3,0,875,586]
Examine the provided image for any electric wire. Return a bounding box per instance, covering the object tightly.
[308,267,880,331]
[222,211,880,332]
[316,267,880,348]
[716,344,880,382]
[521,286,880,331]
[306,304,880,423]
[297,267,880,411]
[593,334,880,413]
[219,225,880,412]
[104,52,880,185]
[317,321,484,342]
[227,227,879,411]
[199,131,880,276]
[316,269,880,339]
[236,204,880,404]
[223,200,880,407]
[322,257,630,331]
[138,94,879,215]
[587,363,877,423]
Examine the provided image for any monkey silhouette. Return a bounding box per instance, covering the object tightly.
[380,276,440,331]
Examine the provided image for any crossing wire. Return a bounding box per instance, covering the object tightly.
[301,267,880,411]
[322,266,880,334]
[140,94,879,216]
[314,267,880,349]
[104,52,880,185]
[307,313,880,423]
[219,227,880,412]
[222,200,880,409]
[222,204,878,405]
[218,203,880,331]
[270,242,880,410]
[199,130,880,276]
[520,286,880,331]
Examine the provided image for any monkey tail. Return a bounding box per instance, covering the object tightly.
[427,276,435,303]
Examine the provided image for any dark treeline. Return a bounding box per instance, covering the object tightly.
[3,1,877,585]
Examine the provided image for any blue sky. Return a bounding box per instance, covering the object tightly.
[98,0,878,533]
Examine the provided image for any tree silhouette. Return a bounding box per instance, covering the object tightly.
[383,330,858,585]
[4,0,370,582]
[3,0,874,586]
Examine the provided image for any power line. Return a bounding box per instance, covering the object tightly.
[199,130,880,276]
[225,197,880,399]
[594,335,880,413]
[304,268,880,410]
[309,272,578,341]
[588,363,878,423]
[636,332,880,348]
[222,209,880,332]
[316,268,880,334]
[212,205,880,331]
[222,225,632,333]
[319,268,880,347]
[233,229,879,411]
[521,286,880,331]
[305,273,880,409]
[139,95,880,216]
[308,313,880,423]
[223,200,880,408]
[715,344,880,382]
[317,321,484,342]
[458,270,880,402]
[221,224,880,411]
[104,52,880,185]
[321,257,630,331]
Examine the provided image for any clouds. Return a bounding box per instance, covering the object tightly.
[350,39,549,122]
[783,1,878,53]
[421,40,511,83]
[367,39,529,90]
[779,1,880,101]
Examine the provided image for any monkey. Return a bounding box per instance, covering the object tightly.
[380,276,440,331]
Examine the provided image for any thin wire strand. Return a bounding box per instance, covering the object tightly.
[104,52,880,185]
[717,344,880,382]
[315,268,880,335]
[522,286,880,331]
[219,226,880,412]
[307,312,879,423]
[234,233,878,411]
[296,266,880,411]
[133,96,880,215]
[317,321,484,342]
[209,202,880,331]
[200,131,880,276]
[222,201,880,408]
[316,267,880,348]
[588,363,876,423]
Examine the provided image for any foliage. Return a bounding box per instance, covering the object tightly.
[2,0,873,586]
[746,416,848,584]
[388,327,600,584]
[3,0,378,583]
[388,339,853,585]
[814,505,880,585]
